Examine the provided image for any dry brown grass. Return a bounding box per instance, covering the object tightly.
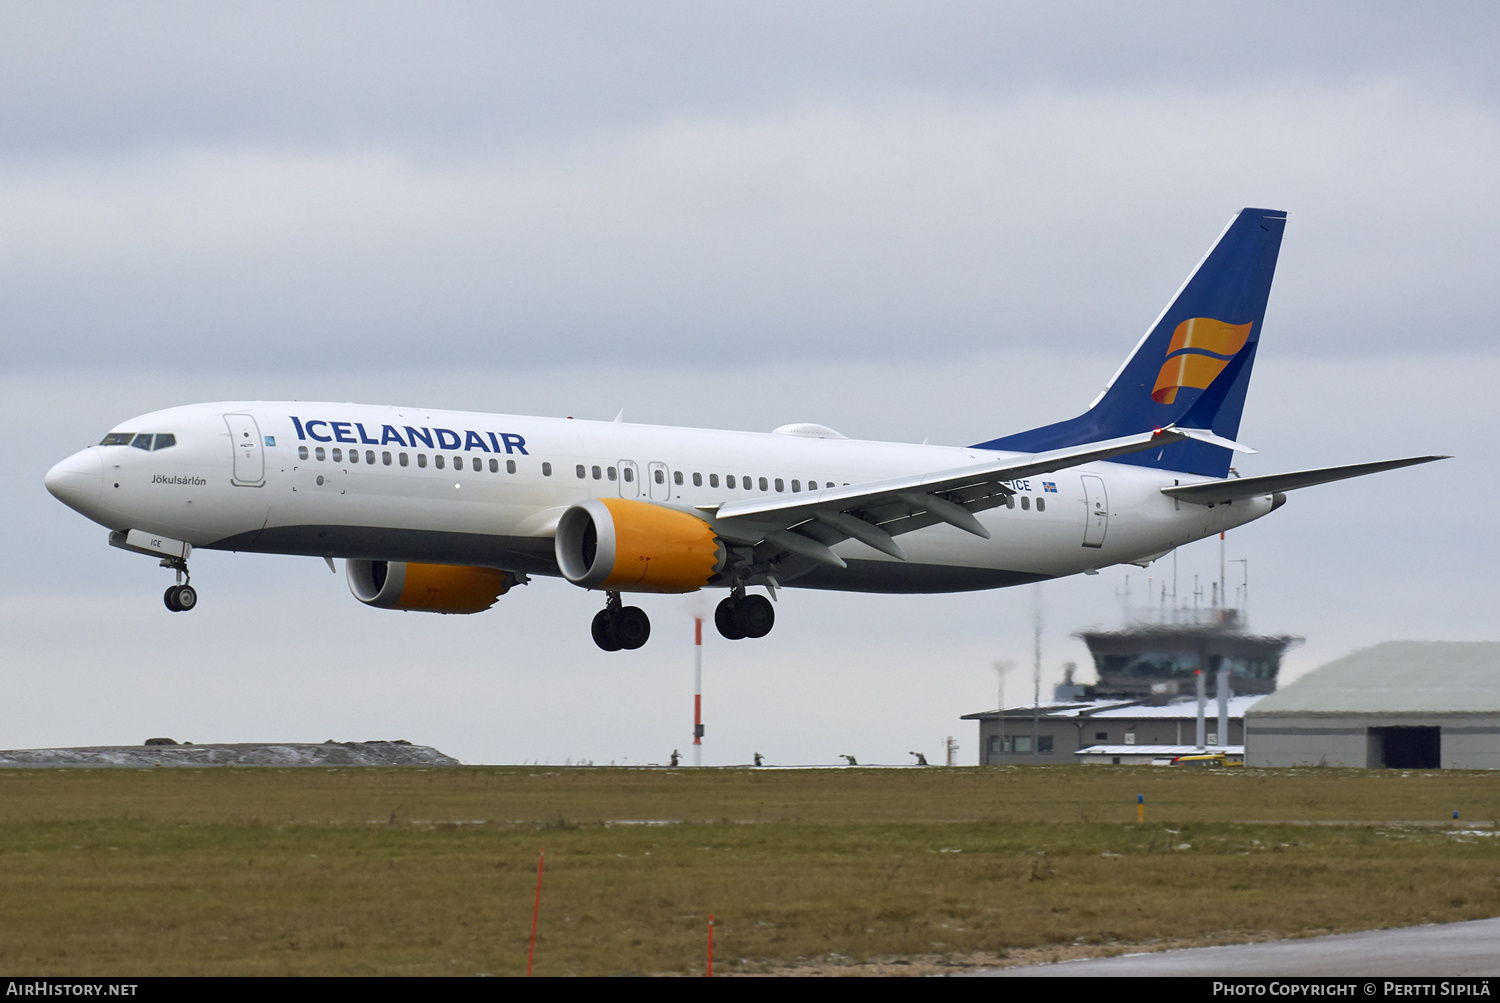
[0,765,1496,975]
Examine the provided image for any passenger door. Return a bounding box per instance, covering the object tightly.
[1081,474,1108,548]
[224,414,266,487]
[647,461,671,501]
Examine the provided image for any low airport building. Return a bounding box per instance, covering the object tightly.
[962,695,1259,765]
[964,605,1289,765]
[1245,640,1500,769]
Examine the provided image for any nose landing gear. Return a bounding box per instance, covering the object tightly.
[164,583,197,611]
[591,592,651,651]
[161,557,197,613]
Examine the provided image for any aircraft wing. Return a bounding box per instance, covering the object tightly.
[1160,455,1449,507]
[698,428,1197,567]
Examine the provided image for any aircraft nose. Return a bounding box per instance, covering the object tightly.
[45,449,104,515]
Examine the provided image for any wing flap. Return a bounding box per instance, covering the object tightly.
[701,427,1195,566]
[713,428,1190,525]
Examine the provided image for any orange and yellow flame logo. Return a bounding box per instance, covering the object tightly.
[1150,318,1253,404]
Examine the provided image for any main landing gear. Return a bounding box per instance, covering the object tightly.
[591,592,650,651]
[161,557,197,613]
[715,592,774,640]
[588,588,776,650]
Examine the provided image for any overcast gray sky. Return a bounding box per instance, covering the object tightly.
[4,3,1496,765]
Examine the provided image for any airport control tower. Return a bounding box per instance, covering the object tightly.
[1072,606,1298,701]
[1064,548,1300,702]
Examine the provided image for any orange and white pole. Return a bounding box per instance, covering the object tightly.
[527,848,545,976]
[693,617,704,767]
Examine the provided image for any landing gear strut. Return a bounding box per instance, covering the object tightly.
[591,592,651,651]
[715,592,774,640]
[161,557,197,613]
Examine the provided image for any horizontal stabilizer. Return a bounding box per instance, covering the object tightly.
[1161,455,1449,506]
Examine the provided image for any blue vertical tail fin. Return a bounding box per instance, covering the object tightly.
[975,208,1286,477]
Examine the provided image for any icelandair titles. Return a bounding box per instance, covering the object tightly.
[289,417,528,455]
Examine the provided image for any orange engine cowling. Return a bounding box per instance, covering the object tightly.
[555,498,726,593]
[346,560,516,614]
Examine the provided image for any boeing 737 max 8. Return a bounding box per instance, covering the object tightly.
[44,208,1443,650]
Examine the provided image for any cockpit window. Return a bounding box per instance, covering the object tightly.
[113,433,178,451]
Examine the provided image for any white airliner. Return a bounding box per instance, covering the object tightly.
[45,208,1442,650]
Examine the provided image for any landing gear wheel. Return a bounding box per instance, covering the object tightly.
[615,606,650,650]
[591,609,623,651]
[174,584,197,611]
[738,594,774,638]
[715,596,747,640]
[164,586,182,612]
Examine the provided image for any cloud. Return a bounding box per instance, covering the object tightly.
[3,82,1498,371]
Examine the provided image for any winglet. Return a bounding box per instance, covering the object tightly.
[1163,425,1256,453]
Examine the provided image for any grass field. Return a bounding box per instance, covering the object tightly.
[1,765,1498,976]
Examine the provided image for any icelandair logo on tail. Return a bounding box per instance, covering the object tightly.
[1150,318,1253,404]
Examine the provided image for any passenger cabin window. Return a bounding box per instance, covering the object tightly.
[709,473,719,488]
[622,467,632,482]
[382,451,392,466]
[1036,497,1046,512]
[316,447,326,461]
[791,479,800,492]
[592,465,602,480]
[298,445,309,460]
[349,450,359,464]
[774,478,784,492]
[674,471,683,485]
[607,466,617,481]
[758,477,768,491]
[576,465,586,479]
[434,455,445,469]
[654,469,664,484]
[99,432,134,446]
[400,453,409,467]
[726,475,735,489]
[693,472,702,487]
[506,459,516,474]
[417,454,427,468]
[542,462,552,476]
[332,448,343,462]
[489,458,498,472]
[366,450,375,464]
[1020,496,1030,510]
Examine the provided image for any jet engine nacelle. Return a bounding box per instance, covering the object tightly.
[555,497,726,593]
[346,560,517,614]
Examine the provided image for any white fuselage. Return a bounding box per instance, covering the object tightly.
[45,401,1277,593]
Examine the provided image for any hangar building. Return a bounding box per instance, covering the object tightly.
[1245,641,1500,769]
